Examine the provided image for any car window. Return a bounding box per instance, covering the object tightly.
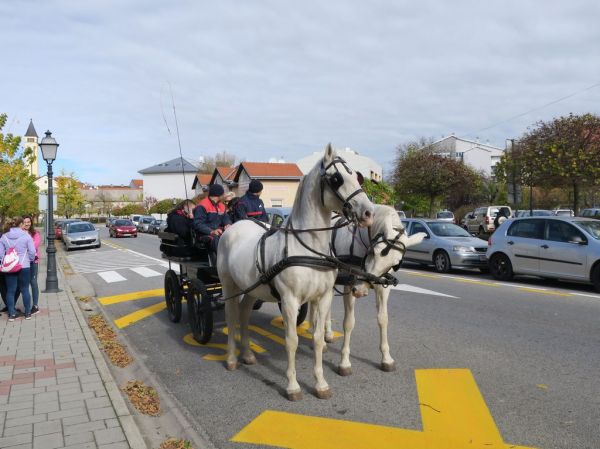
[410,222,428,236]
[507,219,545,239]
[436,212,453,219]
[489,208,499,217]
[546,221,586,243]
[573,221,600,240]
[114,220,132,226]
[426,222,470,237]
[68,223,95,233]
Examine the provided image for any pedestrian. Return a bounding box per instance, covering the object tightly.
[493,207,511,231]
[19,215,41,314]
[0,217,36,321]
[232,179,268,223]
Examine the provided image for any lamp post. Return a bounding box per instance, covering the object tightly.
[40,130,61,293]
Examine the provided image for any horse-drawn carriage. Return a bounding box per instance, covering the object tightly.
[158,230,308,344]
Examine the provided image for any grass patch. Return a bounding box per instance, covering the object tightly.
[88,314,133,367]
[159,438,193,449]
[123,380,161,416]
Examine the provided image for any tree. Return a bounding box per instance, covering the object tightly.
[393,139,480,216]
[94,190,113,216]
[362,179,397,205]
[119,203,145,216]
[197,151,239,174]
[150,198,179,217]
[56,172,85,218]
[0,113,39,223]
[143,195,158,213]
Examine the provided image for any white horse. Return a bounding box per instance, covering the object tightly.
[324,205,425,375]
[217,144,374,400]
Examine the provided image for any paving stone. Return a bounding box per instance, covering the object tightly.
[81,381,104,393]
[33,419,62,436]
[94,426,126,445]
[63,442,96,449]
[2,423,33,437]
[85,396,111,410]
[63,419,106,435]
[89,406,116,421]
[6,407,33,419]
[62,414,89,426]
[99,442,130,449]
[0,401,33,412]
[1,442,33,449]
[47,406,85,420]
[59,391,95,403]
[34,400,59,414]
[33,431,62,449]
[105,417,120,428]
[5,413,47,427]
[33,391,58,404]
[64,430,94,446]
[0,433,32,448]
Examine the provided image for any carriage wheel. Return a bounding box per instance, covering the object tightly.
[164,270,182,323]
[277,301,308,327]
[187,279,213,344]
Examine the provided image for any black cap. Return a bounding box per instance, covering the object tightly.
[208,184,225,196]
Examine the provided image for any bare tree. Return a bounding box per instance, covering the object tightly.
[198,151,239,174]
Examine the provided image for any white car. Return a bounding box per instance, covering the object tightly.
[435,210,454,222]
[487,216,600,291]
[63,221,101,251]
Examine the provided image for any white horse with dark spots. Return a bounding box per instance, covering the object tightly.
[217,144,374,400]
[323,205,426,375]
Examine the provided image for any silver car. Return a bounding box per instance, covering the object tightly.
[137,216,155,233]
[401,219,489,273]
[63,221,100,251]
[487,216,600,291]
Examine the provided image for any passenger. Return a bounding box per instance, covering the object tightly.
[232,179,268,223]
[166,200,196,245]
[193,184,231,252]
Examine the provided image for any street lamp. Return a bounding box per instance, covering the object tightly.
[40,130,61,293]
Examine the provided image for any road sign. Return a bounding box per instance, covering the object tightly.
[231,369,536,449]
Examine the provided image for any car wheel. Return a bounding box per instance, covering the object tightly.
[490,253,513,281]
[433,250,451,273]
[591,263,600,293]
[96,241,101,249]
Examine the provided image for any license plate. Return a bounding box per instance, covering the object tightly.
[479,255,487,261]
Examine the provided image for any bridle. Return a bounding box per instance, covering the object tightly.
[320,156,365,221]
[364,228,407,275]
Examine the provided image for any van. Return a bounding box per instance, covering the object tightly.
[465,206,512,236]
[130,215,142,227]
[581,208,600,219]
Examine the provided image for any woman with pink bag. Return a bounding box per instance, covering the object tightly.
[21,215,41,315]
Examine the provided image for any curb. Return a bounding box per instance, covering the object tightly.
[57,257,148,449]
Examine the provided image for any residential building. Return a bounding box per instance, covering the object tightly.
[80,184,143,215]
[426,135,504,176]
[23,119,39,177]
[296,147,383,181]
[138,157,198,200]
[191,173,216,196]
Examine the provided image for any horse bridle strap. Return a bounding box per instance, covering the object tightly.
[319,157,365,219]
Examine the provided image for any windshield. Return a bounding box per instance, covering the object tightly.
[426,222,471,237]
[115,220,133,226]
[68,223,95,233]
[574,221,600,240]
[437,211,453,219]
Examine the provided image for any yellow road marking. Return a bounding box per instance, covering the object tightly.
[518,287,572,297]
[99,289,164,305]
[452,278,499,287]
[220,327,270,352]
[114,302,166,328]
[232,368,537,449]
[270,316,343,340]
[183,333,266,360]
[404,271,440,279]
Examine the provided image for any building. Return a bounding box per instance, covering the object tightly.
[296,147,383,181]
[426,135,504,176]
[23,120,39,177]
[81,184,143,215]
[138,157,198,200]
[191,173,216,196]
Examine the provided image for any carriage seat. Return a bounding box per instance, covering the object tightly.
[158,231,202,260]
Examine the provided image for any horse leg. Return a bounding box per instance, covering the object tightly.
[239,295,257,365]
[222,278,240,371]
[281,296,302,401]
[375,285,395,372]
[338,285,355,376]
[313,293,332,399]
[324,302,334,343]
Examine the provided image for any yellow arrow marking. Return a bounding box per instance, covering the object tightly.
[231,368,537,449]
[270,316,343,340]
[183,333,266,360]
[99,288,165,305]
[114,302,166,329]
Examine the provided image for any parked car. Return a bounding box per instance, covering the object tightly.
[464,206,513,236]
[109,219,138,238]
[265,207,292,228]
[487,216,600,291]
[401,219,489,273]
[158,220,168,233]
[63,221,100,251]
[54,219,79,240]
[580,208,600,219]
[137,216,155,233]
[435,210,454,222]
[396,210,407,219]
[130,215,142,227]
[514,209,554,217]
[148,219,164,234]
[105,217,116,227]
[553,209,574,217]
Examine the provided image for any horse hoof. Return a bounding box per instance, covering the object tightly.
[242,355,257,365]
[287,390,303,401]
[381,362,396,372]
[226,361,239,371]
[324,334,334,343]
[316,388,332,399]
[338,366,352,376]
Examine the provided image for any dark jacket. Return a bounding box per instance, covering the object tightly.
[166,210,193,244]
[233,192,268,223]
[193,198,232,235]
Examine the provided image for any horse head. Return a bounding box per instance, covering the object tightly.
[352,205,426,297]
[320,144,374,227]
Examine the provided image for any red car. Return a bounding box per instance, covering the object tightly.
[109,219,138,238]
[54,219,79,240]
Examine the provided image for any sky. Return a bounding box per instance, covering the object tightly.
[2,0,600,185]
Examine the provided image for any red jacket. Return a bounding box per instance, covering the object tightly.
[193,197,231,235]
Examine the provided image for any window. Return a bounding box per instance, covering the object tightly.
[271,199,283,207]
[410,222,428,236]
[507,219,545,239]
[27,137,34,143]
[546,221,586,243]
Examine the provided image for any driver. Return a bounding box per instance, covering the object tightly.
[193,184,231,252]
[232,179,268,223]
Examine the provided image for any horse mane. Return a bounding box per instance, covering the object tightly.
[371,204,402,237]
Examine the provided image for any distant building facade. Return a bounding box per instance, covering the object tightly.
[23,120,39,177]
[138,157,198,200]
[296,147,383,181]
[426,136,504,176]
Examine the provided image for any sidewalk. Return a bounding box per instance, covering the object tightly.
[0,253,147,449]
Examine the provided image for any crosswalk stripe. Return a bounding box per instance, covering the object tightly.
[99,289,165,305]
[115,302,167,329]
[391,283,457,298]
[97,271,127,283]
[160,262,180,274]
[129,267,162,278]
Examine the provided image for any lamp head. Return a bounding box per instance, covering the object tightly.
[40,130,59,163]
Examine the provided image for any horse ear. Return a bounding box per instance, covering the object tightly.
[324,143,334,163]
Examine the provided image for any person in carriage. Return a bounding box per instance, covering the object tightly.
[231,179,268,223]
[160,200,196,257]
[193,184,231,252]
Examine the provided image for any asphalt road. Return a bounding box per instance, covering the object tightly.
[62,226,600,449]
